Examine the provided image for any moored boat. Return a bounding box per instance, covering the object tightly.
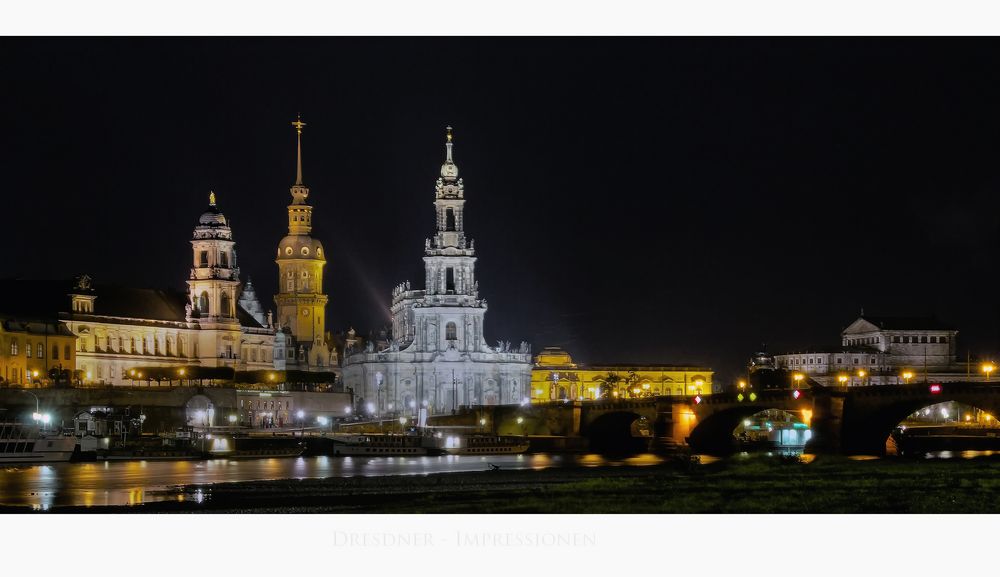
[434,433,530,455]
[0,423,76,464]
[329,434,440,456]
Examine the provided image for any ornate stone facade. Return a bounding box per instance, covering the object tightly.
[343,128,532,418]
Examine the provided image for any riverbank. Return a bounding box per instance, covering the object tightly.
[10,453,1000,513]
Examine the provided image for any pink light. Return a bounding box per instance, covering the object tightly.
[792,389,801,399]
[694,395,702,404]
[929,384,942,394]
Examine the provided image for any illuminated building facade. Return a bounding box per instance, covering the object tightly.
[0,193,278,386]
[773,315,967,385]
[273,118,337,372]
[530,347,714,402]
[0,318,77,386]
[343,128,532,417]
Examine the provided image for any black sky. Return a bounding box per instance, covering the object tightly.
[2,38,1000,382]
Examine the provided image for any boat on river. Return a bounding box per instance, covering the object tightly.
[329,434,442,456]
[0,423,77,464]
[434,433,530,455]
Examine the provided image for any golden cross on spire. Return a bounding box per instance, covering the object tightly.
[446,125,453,143]
[209,190,216,206]
[292,114,306,134]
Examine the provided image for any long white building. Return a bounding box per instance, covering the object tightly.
[773,315,977,386]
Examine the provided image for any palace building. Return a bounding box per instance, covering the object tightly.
[342,128,533,418]
[0,119,342,388]
[530,347,714,402]
[0,193,279,387]
[772,315,970,386]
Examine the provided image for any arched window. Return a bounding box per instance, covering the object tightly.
[220,292,231,317]
[199,291,210,315]
[446,322,457,340]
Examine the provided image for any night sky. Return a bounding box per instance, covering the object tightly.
[3,38,1000,382]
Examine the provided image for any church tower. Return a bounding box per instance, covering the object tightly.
[188,191,241,325]
[274,117,331,367]
[424,126,478,300]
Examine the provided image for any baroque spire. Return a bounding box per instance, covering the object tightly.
[289,115,310,205]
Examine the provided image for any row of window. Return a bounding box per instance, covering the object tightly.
[892,335,947,344]
[8,340,71,360]
[789,355,879,366]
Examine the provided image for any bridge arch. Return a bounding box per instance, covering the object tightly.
[688,404,812,455]
[841,392,1000,456]
[582,410,651,453]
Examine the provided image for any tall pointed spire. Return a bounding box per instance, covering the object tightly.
[291,114,306,186]
[289,115,310,206]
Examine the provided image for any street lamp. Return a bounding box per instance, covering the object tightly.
[837,374,848,387]
[793,373,804,389]
[982,363,996,382]
[857,369,866,386]
[902,371,914,384]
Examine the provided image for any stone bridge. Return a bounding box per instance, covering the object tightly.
[430,381,1000,455]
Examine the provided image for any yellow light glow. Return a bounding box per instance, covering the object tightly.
[981,363,995,375]
[86,371,92,379]
[32,370,39,378]
[178,368,185,376]
[857,370,866,378]
[738,380,746,389]
[642,383,650,389]
[902,371,914,381]
[838,374,848,384]
[129,369,136,377]
[800,409,813,427]
[793,373,803,382]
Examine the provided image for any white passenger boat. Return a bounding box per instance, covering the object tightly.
[435,434,530,455]
[0,423,77,463]
[329,434,441,456]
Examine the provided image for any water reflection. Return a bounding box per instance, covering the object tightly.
[3,448,996,509]
[0,453,670,509]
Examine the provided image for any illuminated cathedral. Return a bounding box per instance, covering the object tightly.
[342,129,532,418]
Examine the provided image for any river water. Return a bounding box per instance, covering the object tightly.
[0,453,669,510]
[2,449,996,510]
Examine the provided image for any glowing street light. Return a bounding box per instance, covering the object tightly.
[228,414,238,424]
[738,380,747,390]
[901,371,914,384]
[982,363,996,382]
[838,374,849,387]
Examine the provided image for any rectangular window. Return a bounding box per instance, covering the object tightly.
[26,343,32,358]
[446,268,455,292]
